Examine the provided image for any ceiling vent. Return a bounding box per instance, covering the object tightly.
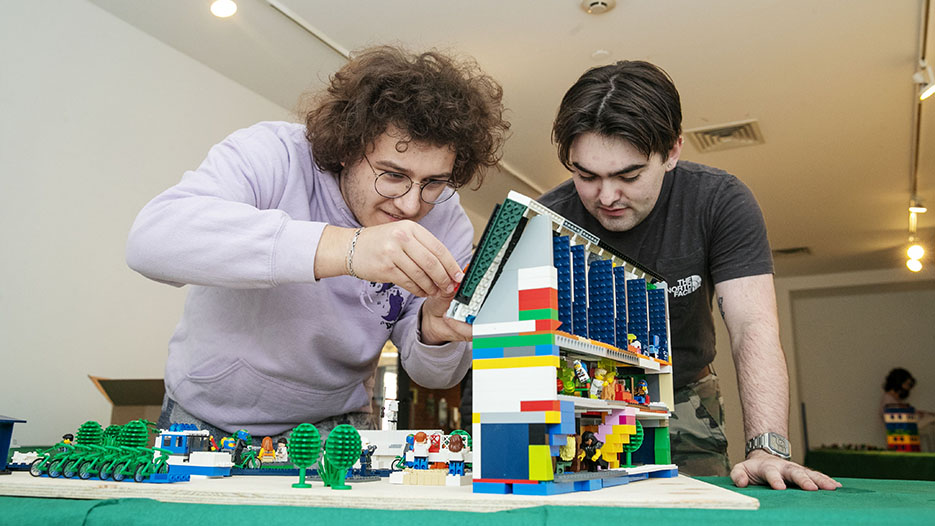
[772,246,812,257]
[685,119,764,153]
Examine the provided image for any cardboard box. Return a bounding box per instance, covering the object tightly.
[89,376,165,425]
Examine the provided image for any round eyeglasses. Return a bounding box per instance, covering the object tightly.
[364,155,459,205]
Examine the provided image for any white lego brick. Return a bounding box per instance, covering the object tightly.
[389,471,406,485]
[506,191,532,206]
[477,411,555,424]
[446,474,473,486]
[472,367,558,413]
[472,421,481,478]
[517,265,558,290]
[472,319,537,337]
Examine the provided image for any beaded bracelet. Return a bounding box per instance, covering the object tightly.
[346,227,363,279]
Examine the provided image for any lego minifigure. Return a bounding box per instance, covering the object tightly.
[447,434,466,476]
[556,435,576,474]
[577,431,609,472]
[589,368,606,399]
[411,431,429,469]
[275,437,289,462]
[258,436,277,462]
[633,379,650,405]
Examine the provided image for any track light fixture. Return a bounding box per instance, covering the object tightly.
[906,197,927,272]
[913,60,935,101]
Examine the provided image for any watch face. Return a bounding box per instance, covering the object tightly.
[768,434,790,455]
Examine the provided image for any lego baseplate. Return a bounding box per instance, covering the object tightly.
[0,471,757,511]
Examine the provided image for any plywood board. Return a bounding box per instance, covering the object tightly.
[0,472,758,511]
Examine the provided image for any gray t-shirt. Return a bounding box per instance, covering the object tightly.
[538,161,774,388]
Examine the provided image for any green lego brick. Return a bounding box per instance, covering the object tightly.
[457,199,527,301]
[654,425,671,464]
[519,308,558,321]
[473,333,556,349]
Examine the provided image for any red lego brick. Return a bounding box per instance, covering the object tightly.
[521,400,562,412]
[518,288,558,310]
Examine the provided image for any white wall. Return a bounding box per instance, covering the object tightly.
[0,0,290,445]
[711,268,935,466]
[789,278,935,449]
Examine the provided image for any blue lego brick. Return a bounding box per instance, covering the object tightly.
[553,235,573,332]
[650,468,679,478]
[648,287,669,360]
[549,445,561,456]
[574,478,604,491]
[534,344,561,356]
[548,433,571,446]
[480,423,529,480]
[613,266,628,347]
[628,472,650,482]
[547,410,576,435]
[146,472,191,483]
[587,259,615,345]
[885,423,919,431]
[631,426,656,466]
[473,482,513,494]
[473,347,506,359]
[602,474,632,488]
[570,244,588,338]
[513,481,577,495]
[626,278,648,346]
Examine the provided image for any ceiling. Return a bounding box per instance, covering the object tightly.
[89,0,935,277]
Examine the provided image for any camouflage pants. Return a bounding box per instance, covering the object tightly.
[157,395,375,447]
[670,371,731,476]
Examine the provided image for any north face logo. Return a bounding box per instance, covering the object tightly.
[669,275,702,297]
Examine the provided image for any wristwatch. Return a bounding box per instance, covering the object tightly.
[744,432,791,459]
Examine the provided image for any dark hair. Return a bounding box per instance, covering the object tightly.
[304,46,510,188]
[884,368,915,392]
[553,60,681,168]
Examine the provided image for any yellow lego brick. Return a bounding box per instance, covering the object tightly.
[473,355,561,370]
[528,445,554,481]
[473,413,480,423]
[613,424,637,435]
[545,411,561,423]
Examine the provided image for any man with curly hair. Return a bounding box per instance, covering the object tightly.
[127,46,509,442]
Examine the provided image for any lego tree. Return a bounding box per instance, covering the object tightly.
[622,420,644,467]
[102,424,122,446]
[117,420,149,448]
[319,424,361,490]
[75,421,103,445]
[289,423,321,488]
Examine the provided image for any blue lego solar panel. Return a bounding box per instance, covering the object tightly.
[587,259,614,345]
[570,244,588,338]
[626,278,648,348]
[613,266,628,348]
[648,287,669,361]
[552,235,573,333]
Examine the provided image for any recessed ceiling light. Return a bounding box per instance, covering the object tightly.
[591,49,611,61]
[210,0,237,18]
[580,0,616,15]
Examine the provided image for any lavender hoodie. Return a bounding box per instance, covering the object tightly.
[127,122,473,435]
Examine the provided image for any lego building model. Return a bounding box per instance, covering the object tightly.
[448,191,677,495]
[883,405,922,452]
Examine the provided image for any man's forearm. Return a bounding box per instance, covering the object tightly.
[731,327,790,441]
[716,275,790,443]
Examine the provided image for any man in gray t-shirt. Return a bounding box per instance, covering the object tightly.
[538,60,839,491]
